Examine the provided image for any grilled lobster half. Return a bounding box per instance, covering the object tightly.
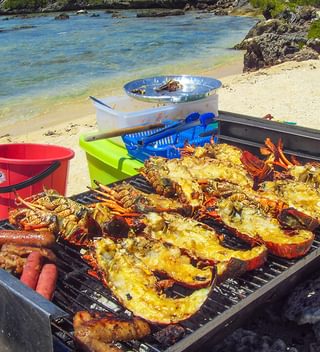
[137,212,267,272]
[206,191,315,259]
[86,237,214,324]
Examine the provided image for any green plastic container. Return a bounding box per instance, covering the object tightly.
[79,135,143,186]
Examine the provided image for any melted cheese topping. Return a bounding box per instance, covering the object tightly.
[178,157,252,187]
[217,197,313,244]
[164,162,204,207]
[122,237,212,287]
[289,164,320,187]
[144,213,266,263]
[261,180,320,219]
[194,143,243,166]
[95,238,211,324]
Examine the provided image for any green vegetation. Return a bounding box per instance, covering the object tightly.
[249,0,320,17]
[2,0,106,10]
[308,19,320,38]
[3,0,48,10]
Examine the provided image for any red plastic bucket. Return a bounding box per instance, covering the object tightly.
[0,143,75,220]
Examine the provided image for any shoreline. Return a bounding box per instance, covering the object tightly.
[1,57,244,138]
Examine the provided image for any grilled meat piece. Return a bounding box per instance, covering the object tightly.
[0,251,26,274]
[0,244,56,274]
[1,244,56,262]
[73,310,150,352]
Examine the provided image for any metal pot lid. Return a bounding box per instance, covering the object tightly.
[123,75,222,104]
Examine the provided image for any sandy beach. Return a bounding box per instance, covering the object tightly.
[1,58,320,196]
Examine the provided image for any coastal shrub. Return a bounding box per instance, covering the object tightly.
[250,0,290,17]
[250,0,320,17]
[3,0,47,10]
[308,19,320,39]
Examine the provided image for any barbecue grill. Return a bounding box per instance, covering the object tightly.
[1,111,320,352]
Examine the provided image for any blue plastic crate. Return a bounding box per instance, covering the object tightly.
[122,119,218,162]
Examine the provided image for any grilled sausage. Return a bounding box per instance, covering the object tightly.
[35,263,58,300]
[0,230,55,248]
[20,251,43,290]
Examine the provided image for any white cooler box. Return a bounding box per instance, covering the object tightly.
[93,94,219,132]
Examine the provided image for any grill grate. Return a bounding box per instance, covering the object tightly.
[2,174,320,352]
[12,174,316,352]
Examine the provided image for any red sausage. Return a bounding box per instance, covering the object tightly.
[0,230,55,248]
[36,263,58,301]
[20,252,43,290]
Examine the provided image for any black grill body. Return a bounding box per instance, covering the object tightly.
[1,112,320,352]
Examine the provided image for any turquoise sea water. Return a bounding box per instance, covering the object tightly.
[0,10,257,124]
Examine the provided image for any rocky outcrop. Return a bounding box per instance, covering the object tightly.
[196,0,253,16]
[0,0,192,14]
[136,9,185,17]
[0,0,251,14]
[54,13,69,20]
[235,6,320,72]
[0,24,36,32]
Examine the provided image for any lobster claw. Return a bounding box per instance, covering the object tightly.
[277,208,320,232]
[240,151,274,188]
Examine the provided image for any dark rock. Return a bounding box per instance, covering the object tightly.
[296,6,316,22]
[111,11,126,18]
[307,38,320,54]
[211,328,295,352]
[0,24,36,33]
[114,1,131,8]
[263,7,273,20]
[276,8,297,23]
[212,0,234,9]
[136,9,185,17]
[309,342,320,352]
[244,19,290,41]
[42,3,65,13]
[293,46,319,61]
[313,321,320,343]
[54,13,69,20]
[233,0,250,8]
[196,2,208,10]
[275,6,316,25]
[235,4,318,72]
[211,8,229,15]
[183,3,192,11]
[284,276,320,325]
[242,33,308,71]
[90,13,100,17]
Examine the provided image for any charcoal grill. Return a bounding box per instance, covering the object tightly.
[1,111,320,352]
